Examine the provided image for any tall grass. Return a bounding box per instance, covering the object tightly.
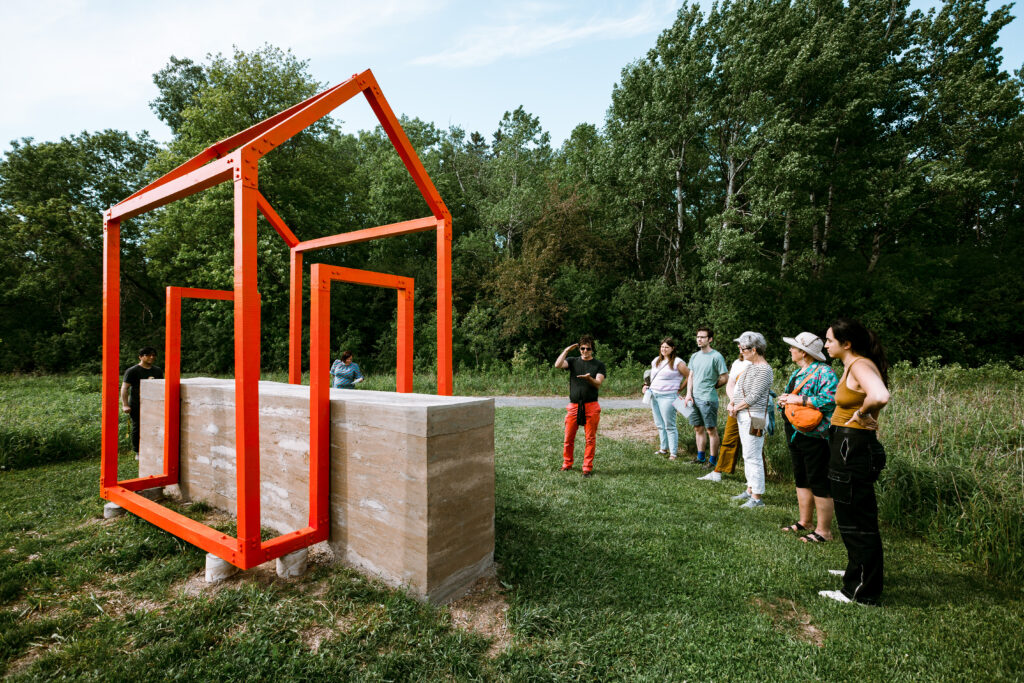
[0,375,130,470]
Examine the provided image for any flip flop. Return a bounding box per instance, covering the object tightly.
[781,522,807,533]
[801,531,830,544]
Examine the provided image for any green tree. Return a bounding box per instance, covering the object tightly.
[0,131,158,371]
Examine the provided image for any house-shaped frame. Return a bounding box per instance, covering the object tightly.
[100,69,453,569]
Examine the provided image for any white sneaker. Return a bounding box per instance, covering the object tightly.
[730,490,751,501]
[698,471,722,482]
[828,569,845,577]
[739,498,765,509]
[818,590,853,603]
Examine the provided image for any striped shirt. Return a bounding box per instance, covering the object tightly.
[734,364,773,417]
[778,361,839,439]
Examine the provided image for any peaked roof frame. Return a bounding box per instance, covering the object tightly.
[99,69,453,570]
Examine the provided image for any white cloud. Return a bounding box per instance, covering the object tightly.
[0,0,435,141]
[411,1,673,68]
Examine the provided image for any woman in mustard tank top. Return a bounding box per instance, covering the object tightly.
[821,318,890,605]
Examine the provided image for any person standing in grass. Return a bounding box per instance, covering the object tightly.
[330,350,364,388]
[120,346,163,453]
[776,332,838,543]
[683,327,728,467]
[643,337,689,460]
[820,318,890,605]
[727,332,773,509]
[698,350,748,483]
[555,335,606,478]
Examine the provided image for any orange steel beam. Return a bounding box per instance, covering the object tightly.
[108,155,234,222]
[309,264,414,529]
[117,79,354,206]
[293,216,437,253]
[233,153,262,563]
[288,250,304,384]
[436,215,453,395]
[361,76,450,223]
[100,218,121,491]
[256,192,300,248]
[164,287,234,484]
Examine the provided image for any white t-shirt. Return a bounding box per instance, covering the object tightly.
[727,359,751,399]
[649,357,687,393]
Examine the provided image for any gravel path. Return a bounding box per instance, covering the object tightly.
[491,396,643,409]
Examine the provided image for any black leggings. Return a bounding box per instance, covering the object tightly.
[829,426,886,605]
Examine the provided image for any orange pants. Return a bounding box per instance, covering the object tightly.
[563,402,601,472]
[714,414,741,474]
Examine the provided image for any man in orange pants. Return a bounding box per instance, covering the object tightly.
[555,335,606,478]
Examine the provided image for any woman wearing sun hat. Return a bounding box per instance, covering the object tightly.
[776,332,839,543]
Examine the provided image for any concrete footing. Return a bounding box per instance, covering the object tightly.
[103,502,125,519]
[138,487,163,502]
[205,553,239,583]
[276,548,308,578]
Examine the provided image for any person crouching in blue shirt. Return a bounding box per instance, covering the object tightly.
[330,350,365,388]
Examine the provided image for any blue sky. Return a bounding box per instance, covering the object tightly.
[1,0,1020,151]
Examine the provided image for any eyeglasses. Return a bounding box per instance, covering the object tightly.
[579,346,592,351]
[739,346,752,351]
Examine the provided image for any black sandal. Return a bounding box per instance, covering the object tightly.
[801,531,830,543]
[781,522,807,533]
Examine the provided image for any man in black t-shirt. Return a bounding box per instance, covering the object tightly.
[120,347,164,453]
[554,335,606,477]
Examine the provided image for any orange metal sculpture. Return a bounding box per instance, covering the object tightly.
[100,69,452,570]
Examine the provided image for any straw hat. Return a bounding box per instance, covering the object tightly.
[782,331,826,361]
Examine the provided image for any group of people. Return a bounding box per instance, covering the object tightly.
[555,319,891,605]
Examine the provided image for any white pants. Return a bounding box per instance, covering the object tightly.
[736,411,766,495]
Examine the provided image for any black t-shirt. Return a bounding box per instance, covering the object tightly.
[123,364,164,412]
[566,356,606,404]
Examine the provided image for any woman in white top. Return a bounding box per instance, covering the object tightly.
[643,337,689,460]
[698,353,750,482]
[727,331,774,508]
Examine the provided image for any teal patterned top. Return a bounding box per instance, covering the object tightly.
[778,361,839,439]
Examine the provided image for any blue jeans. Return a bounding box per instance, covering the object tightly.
[650,392,679,455]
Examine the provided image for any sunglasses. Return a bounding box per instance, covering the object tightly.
[579,346,592,351]
[739,346,752,351]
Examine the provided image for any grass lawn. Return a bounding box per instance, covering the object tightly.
[2,404,1022,680]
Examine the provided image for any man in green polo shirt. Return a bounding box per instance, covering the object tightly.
[683,326,728,467]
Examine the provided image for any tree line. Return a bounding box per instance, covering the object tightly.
[1,0,1022,375]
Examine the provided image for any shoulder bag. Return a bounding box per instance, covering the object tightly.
[784,368,824,432]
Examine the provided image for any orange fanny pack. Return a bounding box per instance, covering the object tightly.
[785,372,823,432]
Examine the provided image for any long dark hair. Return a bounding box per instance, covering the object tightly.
[655,337,678,367]
[830,318,889,387]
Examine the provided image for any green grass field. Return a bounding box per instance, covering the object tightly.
[1,369,1022,679]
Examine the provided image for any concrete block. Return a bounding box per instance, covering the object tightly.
[103,502,125,519]
[205,553,239,583]
[276,548,308,578]
[139,378,495,603]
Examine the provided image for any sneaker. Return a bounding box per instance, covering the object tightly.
[582,470,593,478]
[828,569,845,577]
[654,449,669,456]
[730,490,751,501]
[698,471,722,482]
[739,498,765,508]
[689,457,706,465]
[818,589,853,604]
[702,461,714,469]
[559,465,573,472]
